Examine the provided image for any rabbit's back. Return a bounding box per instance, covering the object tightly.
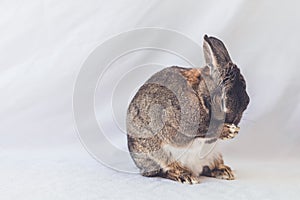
[126,35,249,183]
[127,66,211,150]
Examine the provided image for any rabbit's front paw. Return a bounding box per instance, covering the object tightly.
[220,123,240,140]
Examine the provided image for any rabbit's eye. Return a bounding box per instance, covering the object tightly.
[223,76,231,84]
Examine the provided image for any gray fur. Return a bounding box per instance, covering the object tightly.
[126,35,250,183]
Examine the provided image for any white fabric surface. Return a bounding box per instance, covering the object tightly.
[1,0,300,199]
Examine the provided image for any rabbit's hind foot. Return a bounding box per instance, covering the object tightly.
[161,162,200,184]
[201,164,235,180]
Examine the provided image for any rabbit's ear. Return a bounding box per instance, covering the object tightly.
[203,35,232,68]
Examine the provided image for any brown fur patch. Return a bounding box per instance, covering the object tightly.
[180,68,201,87]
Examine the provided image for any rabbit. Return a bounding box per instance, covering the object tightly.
[126,35,250,184]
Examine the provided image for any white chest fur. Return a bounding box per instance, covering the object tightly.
[163,138,221,176]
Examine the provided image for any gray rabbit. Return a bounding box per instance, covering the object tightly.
[126,35,250,184]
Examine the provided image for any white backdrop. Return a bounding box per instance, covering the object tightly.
[1,0,300,199]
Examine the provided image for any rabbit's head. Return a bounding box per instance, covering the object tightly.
[203,35,250,126]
